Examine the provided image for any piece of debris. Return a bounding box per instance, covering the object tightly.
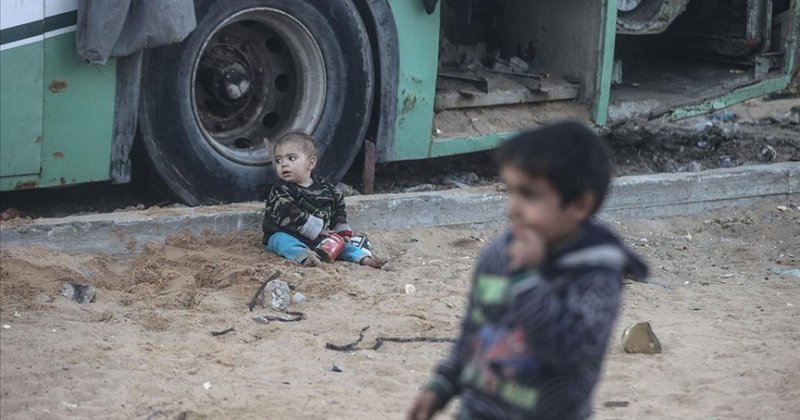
[61,282,96,304]
[1,324,10,329]
[404,284,417,294]
[249,272,280,311]
[760,145,777,162]
[292,292,306,303]
[0,208,21,221]
[252,315,271,325]
[332,362,344,373]
[325,326,455,352]
[13,311,20,318]
[604,401,630,408]
[776,205,789,212]
[621,322,662,354]
[260,279,291,311]
[770,267,800,278]
[203,382,211,390]
[211,327,235,337]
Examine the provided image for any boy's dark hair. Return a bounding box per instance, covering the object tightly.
[271,131,318,157]
[495,120,612,215]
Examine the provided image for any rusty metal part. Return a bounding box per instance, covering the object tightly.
[362,139,376,194]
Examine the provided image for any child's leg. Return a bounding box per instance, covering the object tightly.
[338,243,386,268]
[266,232,314,264]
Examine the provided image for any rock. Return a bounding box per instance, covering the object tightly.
[404,284,417,294]
[688,161,706,172]
[62,282,96,304]
[252,315,271,325]
[0,208,21,221]
[203,381,211,390]
[776,205,788,212]
[332,362,344,372]
[760,145,777,162]
[718,155,737,168]
[621,322,662,354]
[292,292,306,303]
[1,324,10,329]
[259,279,291,311]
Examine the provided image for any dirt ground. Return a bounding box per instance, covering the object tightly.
[1,198,799,419]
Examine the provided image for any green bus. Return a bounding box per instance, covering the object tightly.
[1,0,797,204]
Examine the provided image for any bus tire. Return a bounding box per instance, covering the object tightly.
[138,0,374,205]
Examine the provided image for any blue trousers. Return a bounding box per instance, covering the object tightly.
[266,232,370,264]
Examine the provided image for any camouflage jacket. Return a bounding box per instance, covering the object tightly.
[262,176,352,244]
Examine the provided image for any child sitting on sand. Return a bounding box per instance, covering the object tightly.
[261,132,385,268]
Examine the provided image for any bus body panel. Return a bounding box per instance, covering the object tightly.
[386,0,440,161]
[0,41,44,181]
[40,30,116,188]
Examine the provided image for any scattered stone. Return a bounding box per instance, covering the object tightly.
[37,294,54,304]
[0,208,21,221]
[292,292,306,303]
[776,205,788,212]
[1,324,10,329]
[718,155,737,168]
[252,315,271,325]
[688,161,706,172]
[621,322,662,354]
[61,282,96,304]
[760,145,777,162]
[203,381,211,390]
[332,362,344,372]
[13,311,20,318]
[404,284,417,294]
[259,279,291,311]
[135,204,145,210]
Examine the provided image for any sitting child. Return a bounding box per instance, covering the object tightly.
[262,131,385,268]
[407,121,648,420]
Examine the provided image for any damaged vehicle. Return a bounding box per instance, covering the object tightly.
[1,0,797,204]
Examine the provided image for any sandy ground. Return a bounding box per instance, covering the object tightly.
[1,199,799,419]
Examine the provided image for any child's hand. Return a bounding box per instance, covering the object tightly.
[322,229,335,237]
[406,390,442,420]
[508,226,546,270]
[341,235,351,243]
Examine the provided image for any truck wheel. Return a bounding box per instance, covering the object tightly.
[138,0,373,205]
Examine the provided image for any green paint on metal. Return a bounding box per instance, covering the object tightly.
[429,132,515,158]
[670,76,790,121]
[593,0,618,126]
[39,31,116,188]
[387,0,439,161]
[0,42,44,179]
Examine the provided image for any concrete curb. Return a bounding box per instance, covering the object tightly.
[1,163,797,255]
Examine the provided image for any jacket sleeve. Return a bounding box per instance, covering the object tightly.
[331,188,352,237]
[425,234,509,406]
[508,267,622,369]
[265,184,324,240]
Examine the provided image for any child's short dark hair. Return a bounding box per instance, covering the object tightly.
[496,120,612,215]
[272,131,318,157]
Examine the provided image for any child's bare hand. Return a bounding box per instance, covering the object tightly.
[406,390,441,420]
[341,235,351,243]
[508,226,546,270]
[322,229,335,237]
